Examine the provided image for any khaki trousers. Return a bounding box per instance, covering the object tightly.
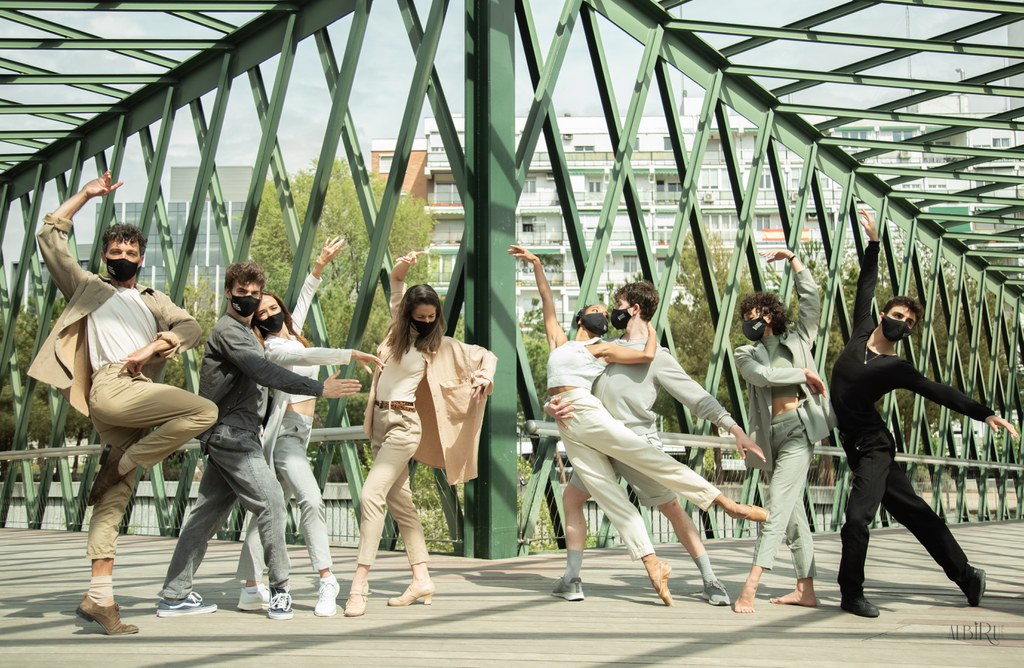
[86,365,218,560]
[556,388,721,560]
[356,408,429,567]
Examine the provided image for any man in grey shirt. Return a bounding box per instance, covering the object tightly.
[157,260,359,621]
[547,281,764,604]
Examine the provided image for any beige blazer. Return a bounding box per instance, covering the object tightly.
[27,213,202,417]
[363,279,497,484]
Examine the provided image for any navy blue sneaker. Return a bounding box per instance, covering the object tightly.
[268,588,293,620]
[156,592,217,617]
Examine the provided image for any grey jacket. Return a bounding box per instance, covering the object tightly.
[734,268,836,471]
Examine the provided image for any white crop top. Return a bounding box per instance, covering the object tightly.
[264,335,352,406]
[546,338,606,390]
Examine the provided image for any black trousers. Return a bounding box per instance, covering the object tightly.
[837,430,969,599]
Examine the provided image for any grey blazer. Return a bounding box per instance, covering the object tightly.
[734,268,836,471]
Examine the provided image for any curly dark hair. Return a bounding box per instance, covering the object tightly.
[882,296,924,323]
[102,223,147,256]
[738,291,789,334]
[613,281,659,321]
[224,260,266,291]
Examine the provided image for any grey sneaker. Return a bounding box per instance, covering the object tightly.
[552,577,585,602]
[268,589,294,620]
[156,592,218,618]
[701,579,730,606]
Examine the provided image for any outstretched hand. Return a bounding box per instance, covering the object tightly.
[735,432,767,463]
[392,250,428,282]
[82,171,123,199]
[858,208,879,242]
[322,369,361,399]
[508,244,539,265]
[759,249,794,263]
[985,415,1019,440]
[350,349,383,374]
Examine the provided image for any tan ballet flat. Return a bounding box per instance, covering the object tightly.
[387,582,435,607]
[643,557,673,606]
[728,504,769,523]
[344,586,369,617]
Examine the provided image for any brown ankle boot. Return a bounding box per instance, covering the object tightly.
[642,556,673,606]
[76,594,139,635]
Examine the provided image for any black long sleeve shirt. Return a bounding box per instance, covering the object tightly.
[200,315,324,433]
[830,241,993,440]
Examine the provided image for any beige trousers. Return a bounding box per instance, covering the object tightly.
[86,364,218,560]
[556,388,721,560]
[356,408,430,567]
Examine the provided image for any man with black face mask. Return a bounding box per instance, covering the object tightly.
[27,173,219,635]
[832,210,1018,619]
[158,260,361,622]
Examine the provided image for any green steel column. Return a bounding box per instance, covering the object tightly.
[463,0,517,559]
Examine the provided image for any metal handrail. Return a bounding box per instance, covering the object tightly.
[0,426,370,463]
[524,420,1024,473]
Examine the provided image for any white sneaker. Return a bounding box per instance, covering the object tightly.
[314,578,340,617]
[237,583,270,611]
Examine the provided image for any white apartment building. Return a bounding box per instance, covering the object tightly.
[376,101,1023,326]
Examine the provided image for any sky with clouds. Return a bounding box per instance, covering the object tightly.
[1,0,1017,258]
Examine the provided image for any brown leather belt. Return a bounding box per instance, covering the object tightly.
[375,400,416,412]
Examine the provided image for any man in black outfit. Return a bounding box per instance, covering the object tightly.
[831,209,1018,618]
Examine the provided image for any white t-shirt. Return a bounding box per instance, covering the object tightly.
[87,286,157,371]
[376,345,426,401]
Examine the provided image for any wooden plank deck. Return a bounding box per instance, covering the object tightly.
[1,523,1021,667]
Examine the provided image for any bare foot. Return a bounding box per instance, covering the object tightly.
[769,590,818,607]
[732,582,757,613]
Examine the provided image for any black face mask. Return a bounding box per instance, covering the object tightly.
[579,312,609,336]
[230,294,260,318]
[411,319,437,336]
[610,308,632,330]
[256,311,286,337]
[742,316,768,341]
[106,257,140,282]
[881,315,912,342]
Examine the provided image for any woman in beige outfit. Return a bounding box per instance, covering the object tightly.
[345,251,498,617]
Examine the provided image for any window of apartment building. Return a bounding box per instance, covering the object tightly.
[656,179,682,192]
[759,170,773,190]
[993,137,1010,148]
[433,181,459,204]
[755,214,772,230]
[523,178,537,194]
[622,255,639,274]
[587,179,604,193]
[521,216,536,234]
[663,136,676,151]
[836,130,869,140]
[576,145,596,152]
[700,168,720,189]
[891,130,916,142]
[378,154,393,173]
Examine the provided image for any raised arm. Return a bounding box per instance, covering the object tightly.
[509,244,567,350]
[853,209,881,333]
[588,323,657,364]
[37,172,123,299]
[388,250,427,320]
[293,236,345,330]
[760,248,820,342]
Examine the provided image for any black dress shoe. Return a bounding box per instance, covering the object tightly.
[87,444,127,506]
[958,566,986,607]
[841,596,880,618]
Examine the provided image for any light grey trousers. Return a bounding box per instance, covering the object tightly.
[236,412,333,581]
[751,409,816,578]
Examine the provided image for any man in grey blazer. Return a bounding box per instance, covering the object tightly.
[28,172,218,635]
[732,248,836,613]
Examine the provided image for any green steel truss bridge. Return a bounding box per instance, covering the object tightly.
[0,1,1021,559]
